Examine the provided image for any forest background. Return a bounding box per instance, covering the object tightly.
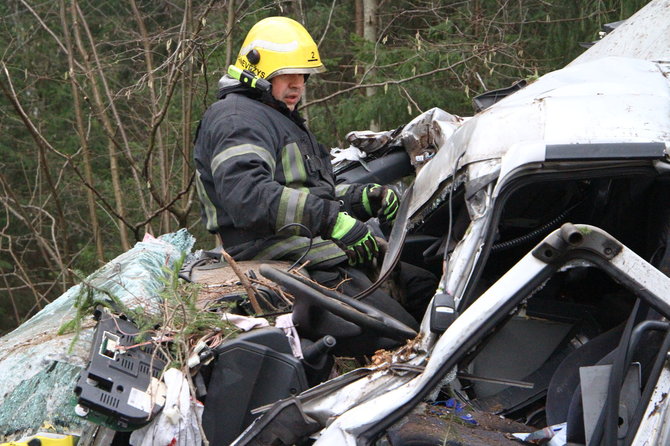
[0,0,649,334]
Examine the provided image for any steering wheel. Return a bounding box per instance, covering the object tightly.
[259,265,417,342]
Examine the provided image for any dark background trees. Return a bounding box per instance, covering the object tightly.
[0,0,648,334]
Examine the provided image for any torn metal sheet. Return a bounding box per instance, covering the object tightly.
[395,107,464,170]
[344,107,465,173]
[345,128,399,154]
[0,230,194,439]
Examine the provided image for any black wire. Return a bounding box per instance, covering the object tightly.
[179,256,212,283]
[277,223,313,272]
[625,320,670,367]
[491,201,582,252]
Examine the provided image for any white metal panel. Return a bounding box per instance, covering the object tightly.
[570,0,670,65]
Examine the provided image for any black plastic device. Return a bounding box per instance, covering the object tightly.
[73,308,167,430]
[430,292,458,333]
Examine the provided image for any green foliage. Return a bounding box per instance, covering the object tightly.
[125,258,239,367]
[58,270,124,349]
[59,256,239,367]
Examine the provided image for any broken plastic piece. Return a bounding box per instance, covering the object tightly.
[429,399,477,425]
[512,422,566,445]
[0,433,77,446]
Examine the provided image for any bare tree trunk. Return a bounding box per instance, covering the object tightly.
[182,0,195,218]
[74,0,151,234]
[288,0,306,23]
[70,1,131,250]
[225,0,236,67]
[59,0,104,264]
[473,0,482,39]
[0,271,21,325]
[130,0,171,234]
[36,125,71,288]
[182,40,194,221]
[289,0,311,122]
[355,0,364,37]
[107,140,130,250]
[363,0,379,131]
[362,0,377,58]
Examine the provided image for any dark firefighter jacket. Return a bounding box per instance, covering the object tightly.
[194,77,365,268]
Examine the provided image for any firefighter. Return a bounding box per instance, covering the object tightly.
[194,16,399,273]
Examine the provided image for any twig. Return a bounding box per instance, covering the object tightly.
[249,277,293,306]
[219,248,262,314]
[398,84,423,114]
[317,0,336,47]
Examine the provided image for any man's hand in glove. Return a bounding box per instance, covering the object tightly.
[330,212,379,266]
[362,184,399,224]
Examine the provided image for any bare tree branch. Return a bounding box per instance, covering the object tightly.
[305,54,479,107]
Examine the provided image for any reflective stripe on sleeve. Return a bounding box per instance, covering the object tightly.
[211,143,276,177]
[335,184,351,198]
[195,172,219,232]
[303,241,347,265]
[256,235,309,260]
[276,188,308,232]
[254,236,346,266]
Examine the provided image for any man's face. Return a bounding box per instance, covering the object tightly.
[270,74,305,111]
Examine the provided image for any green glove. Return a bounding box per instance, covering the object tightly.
[362,184,399,224]
[330,212,379,266]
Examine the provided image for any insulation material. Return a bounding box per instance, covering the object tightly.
[0,229,195,438]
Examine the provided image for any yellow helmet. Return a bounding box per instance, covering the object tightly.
[234,17,326,80]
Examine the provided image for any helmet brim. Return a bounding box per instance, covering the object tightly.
[267,65,326,79]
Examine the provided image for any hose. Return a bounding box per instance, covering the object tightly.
[491,203,578,252]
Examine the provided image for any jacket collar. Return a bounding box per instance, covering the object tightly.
[217,74,306,127]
